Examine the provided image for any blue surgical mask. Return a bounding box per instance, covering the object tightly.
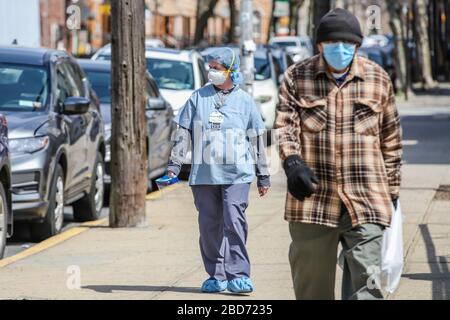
[322,42,356,71]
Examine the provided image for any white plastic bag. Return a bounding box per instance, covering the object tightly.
[337,201,404,293]
[381,201,404,293]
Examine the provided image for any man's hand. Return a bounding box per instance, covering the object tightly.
[283,155,319,202]
[258,186,270,197]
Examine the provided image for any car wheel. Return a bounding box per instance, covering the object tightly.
[73,153,104,222]
[0,183,8,259]
[30,164,65,242]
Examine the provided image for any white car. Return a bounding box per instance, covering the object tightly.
[253,47,281,130]
[269,36,314,63]
[145,38,165,48]
[92,45,208,115]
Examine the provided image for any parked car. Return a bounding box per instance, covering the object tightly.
[269,36,314,63]
[92,45,208,115]
[77,59,175,189]
[0,46,106,241]
[0,114,12,259]
[201,46,280,130]
[145,38,165,49]
[265,45,295,85]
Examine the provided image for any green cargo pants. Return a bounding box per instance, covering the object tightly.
[288,209,385,300]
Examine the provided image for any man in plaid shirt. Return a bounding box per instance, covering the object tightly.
[275,8,402,300]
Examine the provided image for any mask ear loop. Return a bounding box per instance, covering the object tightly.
[226,48,236,75]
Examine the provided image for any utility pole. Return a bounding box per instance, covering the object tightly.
[110,0,148,227]
[240,0,256,96]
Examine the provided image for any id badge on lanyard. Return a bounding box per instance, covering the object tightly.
[209,110,224,130]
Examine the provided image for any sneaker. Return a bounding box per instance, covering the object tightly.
[201,278,228,293]
[227,277,254,293]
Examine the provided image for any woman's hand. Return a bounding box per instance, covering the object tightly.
[258,186,270,197]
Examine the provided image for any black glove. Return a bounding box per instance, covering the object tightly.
[283,155,319,202]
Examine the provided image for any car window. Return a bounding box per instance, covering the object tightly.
[0,63,49,112]
[68,62,86,96]
[85,71,111,104]
[145,78,158,99]
[197,58,208,86]
[272,41,297,48]
[56,61,82,104]
[147,58,194,90]
[95,54,111,61]
[254,57,271,81]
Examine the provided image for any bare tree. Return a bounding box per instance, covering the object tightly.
[110,0,148,227]
[414,0,436,89]
[267,0,276,41]
[227,0,236,43]
[386,1,409,98]
[289,0,304,35]
[311,0,331,53]
[194,0,219,45]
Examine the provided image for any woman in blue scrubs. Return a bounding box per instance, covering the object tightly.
[167,48,271,294]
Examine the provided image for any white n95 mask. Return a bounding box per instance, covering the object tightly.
[208,69,228,86]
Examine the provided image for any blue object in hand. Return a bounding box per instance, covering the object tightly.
[155,175,179,188]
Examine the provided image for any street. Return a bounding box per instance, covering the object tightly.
[5,104,449,259]
[0,103,448,300]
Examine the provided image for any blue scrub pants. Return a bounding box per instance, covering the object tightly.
[191,183,251,281]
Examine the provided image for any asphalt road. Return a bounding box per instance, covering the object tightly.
[4,207,110,258]
[401,114,450,165]
[3,109,450,259]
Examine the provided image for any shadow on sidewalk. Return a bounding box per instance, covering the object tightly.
[82,285,201,295]
[402,224,450,300]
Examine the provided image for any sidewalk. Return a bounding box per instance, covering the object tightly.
[0,157,449,299]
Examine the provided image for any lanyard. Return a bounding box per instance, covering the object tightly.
[214,86,235,110]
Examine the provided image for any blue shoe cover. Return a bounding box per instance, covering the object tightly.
[227,277,254,293]
[201,278,228,293]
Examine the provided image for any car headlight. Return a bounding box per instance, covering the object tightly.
[256,95,273,104]
[9,136,49,154]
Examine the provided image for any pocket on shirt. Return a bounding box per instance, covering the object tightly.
[354,98,382,136]
[298,96,327,133]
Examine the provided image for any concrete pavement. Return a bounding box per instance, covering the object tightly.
[0,158,449,299]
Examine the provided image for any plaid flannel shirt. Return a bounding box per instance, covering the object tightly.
[275,54,403,228]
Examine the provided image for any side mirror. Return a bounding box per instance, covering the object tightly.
[63,97,90,115]
[147,98,166,111]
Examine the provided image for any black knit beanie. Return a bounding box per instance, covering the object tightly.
[316,8,363,45]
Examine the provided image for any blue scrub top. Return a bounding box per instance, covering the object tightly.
[175,84,265,186]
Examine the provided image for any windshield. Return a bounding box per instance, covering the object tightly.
[147,58,194,90]
[272,41,297,48]
[254,57,271,81]
[0,63,49,112]
[85,71,111,104]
